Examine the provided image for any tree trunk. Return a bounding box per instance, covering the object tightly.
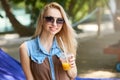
[0,0,35,37]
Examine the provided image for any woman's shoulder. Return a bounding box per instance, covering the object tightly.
[19,38,37,56]
[19,37,36,49]
[23,37,37,45]
[19,42,25,48]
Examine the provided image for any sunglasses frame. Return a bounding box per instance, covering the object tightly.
[44,16,64,25]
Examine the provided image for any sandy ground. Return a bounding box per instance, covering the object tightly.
[1,30,120,78]
[76,31,120,78]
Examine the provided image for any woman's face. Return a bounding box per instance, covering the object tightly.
[42,8,64,35]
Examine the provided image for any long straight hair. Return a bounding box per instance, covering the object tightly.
[33,2,77,55]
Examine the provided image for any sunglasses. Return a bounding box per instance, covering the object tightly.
[44,16,64,24]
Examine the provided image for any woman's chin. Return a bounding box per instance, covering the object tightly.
[49,31,58,35]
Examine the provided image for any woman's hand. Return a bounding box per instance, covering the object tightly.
[67,54,77,79]
[68,54,76,68]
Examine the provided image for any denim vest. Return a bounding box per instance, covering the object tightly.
[25,36,62,80]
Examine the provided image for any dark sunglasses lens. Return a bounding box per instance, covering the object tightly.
[57,18,64,24]
[45,17,54,22]
[45,16,64,24]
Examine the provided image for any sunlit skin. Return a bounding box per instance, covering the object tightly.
[42,8,63,37]
[40,8,63,53]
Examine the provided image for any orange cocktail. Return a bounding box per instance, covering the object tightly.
[62,62,71,70]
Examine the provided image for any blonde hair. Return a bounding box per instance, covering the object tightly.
[33,2,77,55]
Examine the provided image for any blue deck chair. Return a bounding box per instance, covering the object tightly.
[0,48,120,80]
[0,49,25,80]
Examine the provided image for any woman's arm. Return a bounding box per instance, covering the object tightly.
[19,43,34,80]
[67,54,77,79]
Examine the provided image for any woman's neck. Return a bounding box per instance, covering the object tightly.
[40,32,55,53]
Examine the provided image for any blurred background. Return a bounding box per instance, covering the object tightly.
[1,0,120,78]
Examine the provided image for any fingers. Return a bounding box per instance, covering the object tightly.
[68,56,76,68]
[59,53,76,68]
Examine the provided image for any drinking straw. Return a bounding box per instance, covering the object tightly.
[59,37,68,63]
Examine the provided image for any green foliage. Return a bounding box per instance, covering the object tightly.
[7,0,109,27]
[9,0,24,4]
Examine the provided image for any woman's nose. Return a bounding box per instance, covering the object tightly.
[52,19,57,26]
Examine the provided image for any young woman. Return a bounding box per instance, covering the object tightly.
[19,2,77,80]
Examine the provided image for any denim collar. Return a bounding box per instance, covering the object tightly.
[36,36,61,56]
[26,36,62,64]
